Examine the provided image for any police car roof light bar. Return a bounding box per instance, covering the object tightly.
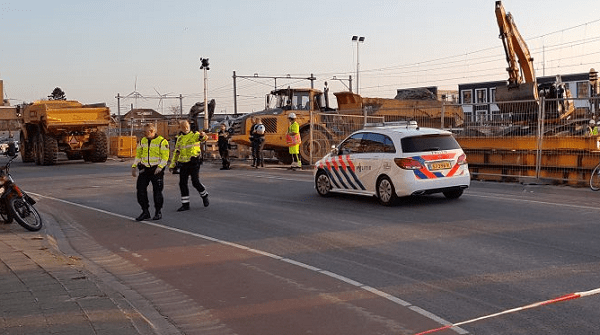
[363,120,418,129]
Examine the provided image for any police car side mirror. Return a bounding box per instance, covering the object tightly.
[331,145,340,155]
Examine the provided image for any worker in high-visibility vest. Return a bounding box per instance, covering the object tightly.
[131,123,170,221]
[169,120,209,211]
[287,113,301,169]
[587,119,598,136]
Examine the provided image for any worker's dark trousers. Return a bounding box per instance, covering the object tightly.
[219,147,230,169]
[179,160,207,202]
[136,167,164,212]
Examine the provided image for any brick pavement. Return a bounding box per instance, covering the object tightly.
[0,222,157,335]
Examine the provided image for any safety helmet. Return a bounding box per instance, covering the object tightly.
[590,119,596,125]
[288,113,297,119]
[255,124,265,135]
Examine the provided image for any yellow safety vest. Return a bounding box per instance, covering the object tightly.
[132,135,170,169]
[170,131,207,167]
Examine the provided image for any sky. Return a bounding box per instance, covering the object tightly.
[1,0,599,116]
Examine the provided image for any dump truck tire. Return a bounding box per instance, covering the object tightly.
[88,131,108,163]
[299,128,330,165]
[20,131,35,163]
[33,134,42,165]
[42,134,58,165]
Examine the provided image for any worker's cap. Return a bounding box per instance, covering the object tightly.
[590,119,596,125]
[288,113,297,119]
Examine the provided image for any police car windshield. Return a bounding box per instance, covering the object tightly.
[401,135,460,153]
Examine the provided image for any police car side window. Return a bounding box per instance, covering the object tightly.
[382,135,396,153]
[361,133,396,153]
[339,133,364,154]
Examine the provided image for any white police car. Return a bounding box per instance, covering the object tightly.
[314,121,470,205]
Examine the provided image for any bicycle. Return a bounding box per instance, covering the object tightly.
[590,161,600,191]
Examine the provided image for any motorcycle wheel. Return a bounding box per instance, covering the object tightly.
[9,197,43,231]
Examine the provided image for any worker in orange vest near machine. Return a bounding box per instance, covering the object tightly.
[287,113,301,169]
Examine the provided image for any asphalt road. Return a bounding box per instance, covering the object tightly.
[10,157,600,334]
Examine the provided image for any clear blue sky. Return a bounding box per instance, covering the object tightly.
[2,0,599,115]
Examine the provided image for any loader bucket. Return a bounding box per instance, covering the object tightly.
[495,82,538,102]
[495,82,539,123]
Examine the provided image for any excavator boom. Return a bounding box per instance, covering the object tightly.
[494,1,538,103]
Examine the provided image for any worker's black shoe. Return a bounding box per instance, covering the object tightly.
[135,211,151,221]
[202,195,210,207]
[152,210,162,220]
[177,204,190,212]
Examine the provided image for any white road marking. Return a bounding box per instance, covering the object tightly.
[31,191,474,334]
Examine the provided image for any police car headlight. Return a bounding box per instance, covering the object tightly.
[457,153,467,165]
[394,158,424,170]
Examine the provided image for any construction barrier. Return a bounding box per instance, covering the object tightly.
[110,136,137,158]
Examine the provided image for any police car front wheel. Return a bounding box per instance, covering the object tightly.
[315,170,332,197]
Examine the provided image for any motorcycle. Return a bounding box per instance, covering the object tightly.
[0,141,42,231]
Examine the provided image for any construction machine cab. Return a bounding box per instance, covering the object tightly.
[266,88,325,112]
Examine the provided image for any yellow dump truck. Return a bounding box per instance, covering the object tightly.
[334,91,464,129]
[19,100,111,165]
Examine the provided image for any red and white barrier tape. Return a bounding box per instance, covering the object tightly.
[413,288,600,335]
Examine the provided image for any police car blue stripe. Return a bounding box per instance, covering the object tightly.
[347,168,365,190]
[329,165,349,189]
[338,167,357,190]
[324,168,341,188]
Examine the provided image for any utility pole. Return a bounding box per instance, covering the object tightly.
[116,93,121,136]
[200,57,210,131]
[179,94,183,117]
[233,71,238,116]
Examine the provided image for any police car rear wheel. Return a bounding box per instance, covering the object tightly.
[315,170,332,197]
[376,176,397,206]
[443,188,464,199]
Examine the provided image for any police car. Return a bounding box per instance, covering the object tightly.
[314,121,470,205]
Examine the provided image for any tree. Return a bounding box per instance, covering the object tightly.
[48,87,66,100]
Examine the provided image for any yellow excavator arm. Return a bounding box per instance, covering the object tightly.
[494,1,538,102]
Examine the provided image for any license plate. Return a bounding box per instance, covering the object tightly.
[429,161,452,170]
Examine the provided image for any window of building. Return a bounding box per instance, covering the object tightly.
[577,81,589,98]
[475,89,487,104]
[461,90,472,104]
[490,88,496,103]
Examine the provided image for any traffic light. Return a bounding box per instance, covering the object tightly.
[200,58,210,71]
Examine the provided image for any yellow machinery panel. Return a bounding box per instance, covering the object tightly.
[110,136,137,158]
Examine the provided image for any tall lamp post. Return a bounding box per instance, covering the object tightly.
[352,36,365,94]
[200,57,210,131]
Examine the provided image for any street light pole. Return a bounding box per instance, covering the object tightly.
[200,57,210,131]
[352,36,365,94]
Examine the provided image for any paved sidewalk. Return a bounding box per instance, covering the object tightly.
[0,223,154,335]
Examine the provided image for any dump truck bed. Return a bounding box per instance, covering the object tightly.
[22,100,111,128]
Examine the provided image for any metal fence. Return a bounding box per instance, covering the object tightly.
[305,97,600,186]
[305,112,385,165]
[455,96,600,185]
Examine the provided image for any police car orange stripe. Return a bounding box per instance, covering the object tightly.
[337,156,357,189]
[420,153,456,161]
[329,159,349,189]
[445,162,461,177]
[323,160,341,188]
